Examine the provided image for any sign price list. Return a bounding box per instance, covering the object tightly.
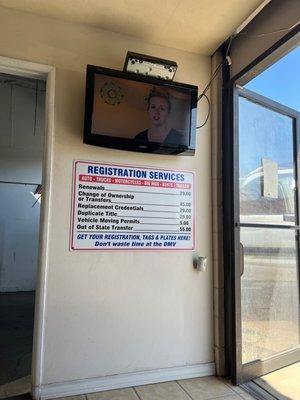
[71,161,194,250]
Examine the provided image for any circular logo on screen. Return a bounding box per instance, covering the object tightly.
[100,82,124,106]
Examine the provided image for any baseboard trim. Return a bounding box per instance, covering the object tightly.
[36,362,215,399]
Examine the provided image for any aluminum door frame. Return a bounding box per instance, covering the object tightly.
[231,86,300,384]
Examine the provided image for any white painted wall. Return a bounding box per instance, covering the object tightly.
[0,6,213,393]
[0,77,45,291]
[0,183,40,291]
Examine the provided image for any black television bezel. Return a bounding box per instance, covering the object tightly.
[83,65,198,155]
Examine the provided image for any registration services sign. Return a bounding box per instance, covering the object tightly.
[70,161,194,250]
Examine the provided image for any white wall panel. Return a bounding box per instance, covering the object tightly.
[0,183,41,291]
[0,77,45,291]
[0,6,213,391]
[0,77,45,183]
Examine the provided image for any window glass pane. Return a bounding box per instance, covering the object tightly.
[240,227,300,364]
[239,97,295,225]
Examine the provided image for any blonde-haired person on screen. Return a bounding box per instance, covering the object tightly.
[134,88,183,152]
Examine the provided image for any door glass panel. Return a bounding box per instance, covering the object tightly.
[240,227,300,364]
[239,97,295,225]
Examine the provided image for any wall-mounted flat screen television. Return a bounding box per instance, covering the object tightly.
[83,65,198,155]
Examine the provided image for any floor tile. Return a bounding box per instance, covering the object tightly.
[178,376,233,399]
[207,394,242,400]
[135,381,190,400]
[0,375,31,399]
[230,386,257,400]
[87,388,139,400]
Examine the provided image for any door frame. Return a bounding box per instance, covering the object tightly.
[223,29,300,384]
[0,55,55,399]
[234,86,300,383]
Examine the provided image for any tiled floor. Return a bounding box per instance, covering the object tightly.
[56,377,255,400]
[0,376,255,400]
[0,375,31,399]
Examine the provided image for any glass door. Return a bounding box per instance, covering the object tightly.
[234,87,300,383]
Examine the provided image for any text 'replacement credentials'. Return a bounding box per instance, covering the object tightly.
[70,161,194,250]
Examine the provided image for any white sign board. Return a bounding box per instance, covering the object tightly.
[70,161,194,250]
[262,158,278,198]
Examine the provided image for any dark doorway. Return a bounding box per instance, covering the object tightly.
[0,73,45,395]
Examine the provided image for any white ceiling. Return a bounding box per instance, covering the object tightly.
[0,0,266,54]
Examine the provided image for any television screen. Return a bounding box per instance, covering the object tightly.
[83,65,198,155]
